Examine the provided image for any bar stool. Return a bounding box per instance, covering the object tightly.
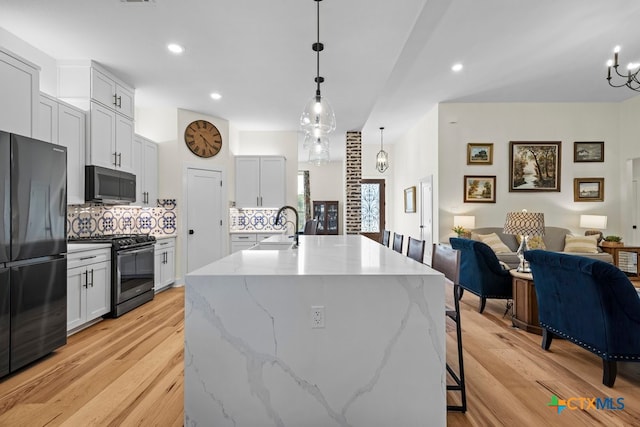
[406,237,425,263]
[431,243,467,413]
[392,232,404,253]
[381,229,391,247]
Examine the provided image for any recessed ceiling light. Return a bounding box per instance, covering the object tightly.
[210,92,222,100]
[167,43,184,54]
[452,63,463,72]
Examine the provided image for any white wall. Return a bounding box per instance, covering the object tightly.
[388,106,439,249]
[300,161,345,234]
[619,95,640,244]
[438,102,621,240]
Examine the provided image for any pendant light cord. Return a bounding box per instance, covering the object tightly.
[316,0,321,97]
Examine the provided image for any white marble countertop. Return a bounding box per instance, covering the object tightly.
[154,234,177,240]
[189,235,440,277]
[67,243,111,253]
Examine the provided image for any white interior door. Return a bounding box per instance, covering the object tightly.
[186,168,223,273]
[419,176,434,264]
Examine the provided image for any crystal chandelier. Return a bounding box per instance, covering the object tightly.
[606,46,640,92]
[300,0,336,163]
[376,127,388,173]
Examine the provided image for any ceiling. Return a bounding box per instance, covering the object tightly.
[1,0,640,161]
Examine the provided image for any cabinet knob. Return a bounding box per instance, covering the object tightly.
[189,229,195,235]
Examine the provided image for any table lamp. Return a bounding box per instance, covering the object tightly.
[579,214,607,242]
[503,210,545,272]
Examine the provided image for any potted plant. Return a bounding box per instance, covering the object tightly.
[601,235,623,248]
[452,226,468,238]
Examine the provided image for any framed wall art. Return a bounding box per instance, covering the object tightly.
[574,142,604,162]
[463,175,496,203]
[467,143,493,165]
[574,177,604,202]
[404,186,416,213]
[509,141,561,192]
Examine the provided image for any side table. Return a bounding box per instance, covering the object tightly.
[600,245,640,281]
[509,270,542,335]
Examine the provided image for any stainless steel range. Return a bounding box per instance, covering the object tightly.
[68,234,156,317]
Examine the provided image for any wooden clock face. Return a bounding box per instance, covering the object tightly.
[184,120,222,158]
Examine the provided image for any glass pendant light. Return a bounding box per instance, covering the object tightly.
[376,127,389,173]
[300,0,336,137]
[308,136,330,165]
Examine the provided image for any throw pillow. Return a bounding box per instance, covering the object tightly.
[477,233,511,253]
[563,234,599,254]
[516,235,546,250]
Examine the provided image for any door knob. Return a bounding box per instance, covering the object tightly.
[189,229,195,235]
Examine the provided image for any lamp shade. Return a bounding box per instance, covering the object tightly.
[300,94,336,135]
[580,214,607,230]
[503,211,545,236]
[453,215,476,230]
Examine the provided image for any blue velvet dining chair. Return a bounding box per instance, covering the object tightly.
[449,237,512,313]
[525,250,640,387]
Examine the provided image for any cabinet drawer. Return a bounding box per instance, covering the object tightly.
[155,238,176,250]
[68,248,110,269]
[231,234,257,243]
[257,233,282,241]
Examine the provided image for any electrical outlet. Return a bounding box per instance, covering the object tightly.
[311,306,325,328]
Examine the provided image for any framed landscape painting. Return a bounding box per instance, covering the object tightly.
[509,141,561,192]
[574,142,604,162]
[467,143,493,165]
[464,175,496,203]
[574,177,604,202]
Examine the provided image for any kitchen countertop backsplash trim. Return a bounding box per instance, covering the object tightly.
[229,208,288,233]
[67,199,177,238]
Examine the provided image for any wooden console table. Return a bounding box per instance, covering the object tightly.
[509,270,542,335]
[600,245,640,281]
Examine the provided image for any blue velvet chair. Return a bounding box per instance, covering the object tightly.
[525,250,640,387]
[449,237,512,313]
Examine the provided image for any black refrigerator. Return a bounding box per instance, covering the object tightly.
[1,131,67,378]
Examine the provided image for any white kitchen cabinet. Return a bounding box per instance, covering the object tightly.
[58,61,135,120]
[90,68,134,119]
[37,93,86,204]
[154,237,176,292]
[58,60,135,172]
[133,134,159,206]
[89,101,134,172]
[235,156,286,208]
[0,47,39,137]
[230,233,282,253]
[67,248,111,334]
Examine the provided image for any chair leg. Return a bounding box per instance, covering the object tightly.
[457,287,464,300]
[541,328,554,350]
[447,285,466,413]
[603,360,617,387]
[478,297,486,313]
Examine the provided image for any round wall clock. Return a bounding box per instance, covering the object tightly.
[184,120,223,158]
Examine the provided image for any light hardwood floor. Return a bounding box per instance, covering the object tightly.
[1,286,639,426]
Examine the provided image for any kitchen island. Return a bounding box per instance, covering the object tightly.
[185,235,445,426]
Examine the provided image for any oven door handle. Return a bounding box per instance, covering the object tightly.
[118,246,154,255]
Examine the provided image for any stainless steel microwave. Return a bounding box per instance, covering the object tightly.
[85,165,136,204]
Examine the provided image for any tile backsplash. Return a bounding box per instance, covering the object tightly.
[67,199,177,238]
[229,208,289,233]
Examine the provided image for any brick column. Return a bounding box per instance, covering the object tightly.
[345,131,361,235]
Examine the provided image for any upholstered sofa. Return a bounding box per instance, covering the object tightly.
[471,226,613,269]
